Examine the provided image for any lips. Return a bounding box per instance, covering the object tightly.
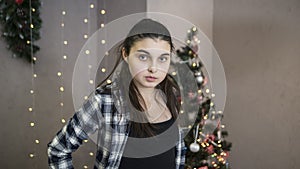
[145,76,157,82]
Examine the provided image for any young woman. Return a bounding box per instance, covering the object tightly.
[47,18,186,169]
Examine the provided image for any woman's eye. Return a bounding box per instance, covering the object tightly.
[138,55,148,61]
[159,56,168,62]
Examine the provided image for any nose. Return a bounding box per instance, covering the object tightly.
[148,61,157,73]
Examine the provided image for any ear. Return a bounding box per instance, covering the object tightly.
[122,47,128,62]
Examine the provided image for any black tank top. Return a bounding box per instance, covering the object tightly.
[119,117,178,169]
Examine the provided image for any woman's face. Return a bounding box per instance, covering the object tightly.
[123,38,171,90]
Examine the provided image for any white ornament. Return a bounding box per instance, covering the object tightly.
[189,142,200,152]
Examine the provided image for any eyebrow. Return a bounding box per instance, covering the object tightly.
[136,49,170,56]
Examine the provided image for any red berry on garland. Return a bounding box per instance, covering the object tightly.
[15,0,24,5]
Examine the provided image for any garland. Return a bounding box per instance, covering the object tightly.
[0,0,42,63]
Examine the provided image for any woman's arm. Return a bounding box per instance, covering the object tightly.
[47,93,102,168]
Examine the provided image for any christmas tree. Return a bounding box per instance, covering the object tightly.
[0,0,42,63]
[175,27,232,169]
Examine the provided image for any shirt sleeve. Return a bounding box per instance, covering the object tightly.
[47,92,102,169]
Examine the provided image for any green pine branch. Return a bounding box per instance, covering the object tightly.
[0,0,42,63]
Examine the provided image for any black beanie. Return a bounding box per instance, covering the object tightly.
[126,19,171,38]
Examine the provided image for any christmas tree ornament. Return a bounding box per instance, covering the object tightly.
[15,0,24,5]
[189,124,200,152]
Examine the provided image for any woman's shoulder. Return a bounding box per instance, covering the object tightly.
[95,83,116,95]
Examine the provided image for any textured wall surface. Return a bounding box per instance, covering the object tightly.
[214,0,300,168]
[0,0,146,168]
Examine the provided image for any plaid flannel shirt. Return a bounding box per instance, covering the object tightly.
[47,84,186,169]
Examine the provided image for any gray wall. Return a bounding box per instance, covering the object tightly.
[0,0,146,168]
[214,0,300,168]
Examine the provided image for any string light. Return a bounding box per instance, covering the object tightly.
[28,0,38,160]
[100,9,106,15]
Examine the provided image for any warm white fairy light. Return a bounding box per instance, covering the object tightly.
[35,139,40,144]
[90,4,94,9]
[205,88,210,93]
[84,139,88,143]
[171,71,176,76]
[85,50,90,55]
[101,68,106,72]
[59,4,67,127]
[84,34,88,39]
[211,93,215,97]
[89,80,94,84]
[84,18,88,23]
[88,65,92,69]
[100,23,105,28]
[28,0,39,160]
[84,96,88,100]
[106,79,112,84]
[100,9,106,15]
[83,165,88,169]
[101,40,106,44]
[89,152,94,156]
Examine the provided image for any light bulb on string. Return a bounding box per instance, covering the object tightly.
[100,9,106,15]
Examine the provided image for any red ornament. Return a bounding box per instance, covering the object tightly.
[206,145,214,154]
[15,0,24,5]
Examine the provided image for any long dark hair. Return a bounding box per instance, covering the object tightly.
[97,19,181,137]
